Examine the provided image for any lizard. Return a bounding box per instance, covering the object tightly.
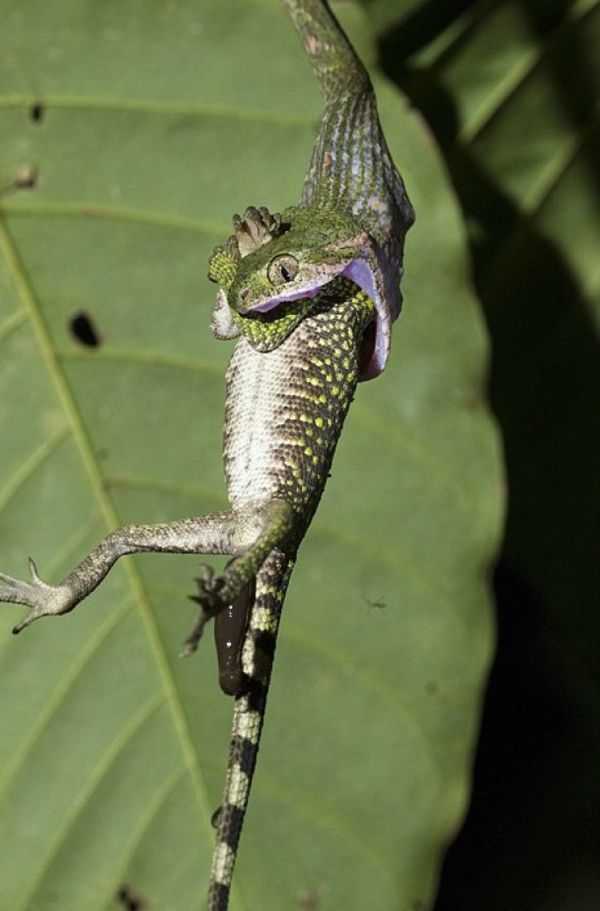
[0,1,414,908]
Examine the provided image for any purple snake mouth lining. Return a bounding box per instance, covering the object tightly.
[241,259,359,315]
[237,256,393,381]
[240,284,321,315]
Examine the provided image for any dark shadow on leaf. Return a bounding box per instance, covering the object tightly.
[116,883,146,910]
[519,0,600,206]
[376,0,478,61]
[379,4,600,908]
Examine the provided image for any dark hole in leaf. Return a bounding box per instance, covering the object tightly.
[30,102,45,123]
[116,884,146,910]
[70,311,101,348]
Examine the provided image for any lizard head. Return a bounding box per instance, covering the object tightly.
[209,205,399,379]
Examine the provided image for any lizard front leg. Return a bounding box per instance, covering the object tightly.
[0,499,293,645]
[0,512,236,634]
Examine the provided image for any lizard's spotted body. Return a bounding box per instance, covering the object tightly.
[0,2,413,909]
[209,281,374,907]
[225,280,373,514]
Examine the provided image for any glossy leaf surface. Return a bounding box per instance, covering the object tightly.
[0,3,502,909]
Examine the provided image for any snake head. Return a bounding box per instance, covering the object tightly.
[207,206,286,288]
[228,205,399,379]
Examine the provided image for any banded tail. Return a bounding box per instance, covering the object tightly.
[283,0,414,250]
[207,551,294,910]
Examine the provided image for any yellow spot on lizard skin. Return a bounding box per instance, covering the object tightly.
[257,598,275,617]
[295,390,314,402]
[315,416,324,428]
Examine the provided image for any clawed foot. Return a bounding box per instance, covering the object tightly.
[0,558,71,634]
[182,565,227,657]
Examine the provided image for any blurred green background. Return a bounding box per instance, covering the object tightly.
[1,0,596,909]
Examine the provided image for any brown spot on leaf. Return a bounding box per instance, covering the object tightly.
[116,883,147,910]
[14,165,38,189]
[30,102,45,123]
[298,889,320,910]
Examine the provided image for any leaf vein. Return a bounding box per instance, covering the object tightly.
[0,217,215,840]
[0,93,315,127]
[0,309,27,343]
[61,346,223,378]
[0,600,133,803]
[17,694,165,911]
[0,424,71,513]
[1,201,227,236]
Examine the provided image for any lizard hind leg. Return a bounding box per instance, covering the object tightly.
[182,499,295,656]
[212,569,256,696]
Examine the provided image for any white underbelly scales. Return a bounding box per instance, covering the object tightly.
[223,338,292,509]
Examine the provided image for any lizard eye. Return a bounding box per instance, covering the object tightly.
[267,254,299,285]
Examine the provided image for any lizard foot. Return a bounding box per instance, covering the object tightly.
[182,565,227,657]
[0,558,72,634]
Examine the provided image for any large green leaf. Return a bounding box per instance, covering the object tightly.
[0,2,503,909]
[370,1,600,908]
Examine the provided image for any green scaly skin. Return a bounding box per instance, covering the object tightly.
[0,3,413,909]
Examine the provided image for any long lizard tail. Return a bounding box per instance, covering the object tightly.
[207,549,294,911]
